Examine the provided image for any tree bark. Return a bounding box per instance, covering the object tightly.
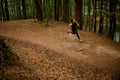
[105,0,108,36]
[93,0,97,32]
[45,0,51,27]
[74,0,83,30]
[43,0,46,18]
[63,0,69,22]
[1,0,6,21]
[5,0,10,20]
[54,0,60,21]
[59,0,63,20]
[22,0,27,19]
[108,0,117,40]
[34,0,43,21]
[85,0,91,30]
[16,0,21,19]
[99,0,103,34]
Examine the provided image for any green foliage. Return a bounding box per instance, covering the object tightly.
[0,0,120,42]
[82,0,120,42]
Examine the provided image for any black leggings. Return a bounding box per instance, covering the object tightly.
[72,31,80,40]
[75,32,80,40]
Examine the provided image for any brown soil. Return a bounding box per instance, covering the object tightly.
[0,20,120,80]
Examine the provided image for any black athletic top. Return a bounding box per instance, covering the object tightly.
[71,22,77,34]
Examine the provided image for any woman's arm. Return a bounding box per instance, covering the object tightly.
[75,21,79,27]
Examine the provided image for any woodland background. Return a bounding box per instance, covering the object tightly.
[0,0,120,42]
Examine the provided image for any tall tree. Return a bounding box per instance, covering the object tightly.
[0,0,5,21]
[85,0,91,30]
[42,0,46,18]
[108,0,118,40]
[16,0,21,19]
[34,0,43,21]
[59,0,63,20]
[63,0,69,22]
[22,0,27,19]
[89,0,94,31]
[5,0,10,20]
[99,0,103,34]
[104,0,109,36]
[74,0,83,30]
[93,0,97,32]
[45,0,51,27]
[54,0,60,21]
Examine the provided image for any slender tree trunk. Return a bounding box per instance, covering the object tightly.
[63,0,68,22]
[34,0,43,21]
[0,0,2,20]
[99,0,103,34]
[42,0,46,18]
[112,6,117,40]
[67,0,69,22]
[85,0,90,30]
[16,0,21,19]
[93,0,97,32]
[22,0,27,19]
[1,0,5,21]
[83,0,85,28]
[5,0,10,20]
[108,0,117,40]
[54,0,59,21]
[45,0,51,27]
[74,0,83,30]
[105,0,108,36]
[69,0,73,21]
[108,0,113,39]
[63,0,67,22]
[89,0,94,31]
[59,0,63,20]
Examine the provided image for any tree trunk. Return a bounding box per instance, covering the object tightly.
[59,0,63,20]
[16,0,21,19]
[45,0,51,27]
[105,0,108,36]
[5,0,10,20]
[63,0,69,22]
[22,0,27,19]
[54,0,59,21]
[34,0,43,21]
[99,0,103,34]
[112,1,117,40]
[67,0,69,22]
[93,0,97,32]
[74,0,83,30]
[42,0,46,18]
[1,0,6,21]
[85,0,91,30]
[89,0,94,31]
[63,0,67,22]
[108,0,117,40]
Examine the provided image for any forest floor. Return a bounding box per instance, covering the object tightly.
[0,19,120,80]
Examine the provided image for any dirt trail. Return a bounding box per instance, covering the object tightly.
[0,20,120,79]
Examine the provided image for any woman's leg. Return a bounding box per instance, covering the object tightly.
[75,32,80,40]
